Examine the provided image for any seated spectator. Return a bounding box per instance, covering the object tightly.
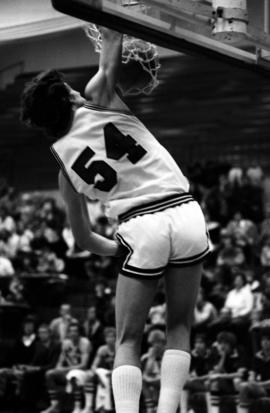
[208,331,248,413]
[103,294,116,327]
[0,288,8,304]
[42,321,91,413]
[141,329,166,413]
[39,198,65,232]
[224,273,254,323]
[16,220,34,254]
[148,291,166,326]
[43,224,68,259]
[93,280,113,324]
[49,303,78,343]
[83,305,105,364]
[193,287,217,335]
[82,327,116,413]
[259,203,270,244]
[6,276,26,304]
[260,237,270,269]
[0,315,37,399]
[237,327,270,413]
[259,272,270,320]
[246,162,264,187]
[181,333,212,413]
[216,230,245,268]
[15,323,61,409]
[228,164,243,186]
[5,227,21,260]
[0,248,15,276]
[209,273,254,340]
[249,272,270,351]
[36,245,65,274]
[0,204,16,233]
[226,212,258,251]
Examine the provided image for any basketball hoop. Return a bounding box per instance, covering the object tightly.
[84,0,160,95]
[211,0,249,43]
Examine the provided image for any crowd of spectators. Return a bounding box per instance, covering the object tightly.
[0,160,270,413]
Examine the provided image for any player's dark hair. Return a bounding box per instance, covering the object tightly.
[20,69,73,139]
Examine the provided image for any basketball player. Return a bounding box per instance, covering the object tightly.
[21,27,210,413]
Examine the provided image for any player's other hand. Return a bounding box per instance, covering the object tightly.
[99,26,121,38]
[115,241,129,258]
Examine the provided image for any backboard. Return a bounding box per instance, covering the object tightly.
[52,0,270,73]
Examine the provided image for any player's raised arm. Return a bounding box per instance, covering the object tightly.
[84,28,123,107]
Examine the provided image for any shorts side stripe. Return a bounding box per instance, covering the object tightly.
[116,233,165,278]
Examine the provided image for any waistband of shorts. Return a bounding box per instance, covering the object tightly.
[118,192,194,223]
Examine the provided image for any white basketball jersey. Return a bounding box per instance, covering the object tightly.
[51,102,189,219]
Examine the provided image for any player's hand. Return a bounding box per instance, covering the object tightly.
[99,26,121,37]
[114,241,129,257]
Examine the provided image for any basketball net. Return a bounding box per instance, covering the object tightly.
[84,1,160,95]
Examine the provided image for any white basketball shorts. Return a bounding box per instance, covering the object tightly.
[115,193,210,279]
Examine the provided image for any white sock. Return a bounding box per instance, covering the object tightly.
[157,349,191,413]
[112,365,142,413]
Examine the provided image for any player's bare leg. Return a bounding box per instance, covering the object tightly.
[112,274,159,413]
[157,263,203,413]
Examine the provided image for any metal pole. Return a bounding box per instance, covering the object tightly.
[264,0,270,33]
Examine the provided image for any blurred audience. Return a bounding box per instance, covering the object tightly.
[237,327,270,413]
[82,326,116,413]
[193,287,217,334]
[0,159,269,413]
[207,331,248,413]
[42,321,91,413]
[83,305,105,364]
[141,328,166,413]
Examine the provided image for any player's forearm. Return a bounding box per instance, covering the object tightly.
[67,202,119,256]
[98,28,123,96]
[78,230,118,256]
[99,28,123,74]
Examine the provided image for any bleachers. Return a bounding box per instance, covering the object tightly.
[1,55,270,191]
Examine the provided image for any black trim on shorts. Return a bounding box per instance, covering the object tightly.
[116,233,166,279]
[118,192,194,223]
[119,270,165,280]
[169,245,211,267]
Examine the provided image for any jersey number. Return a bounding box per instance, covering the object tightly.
[71,123,147,192]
